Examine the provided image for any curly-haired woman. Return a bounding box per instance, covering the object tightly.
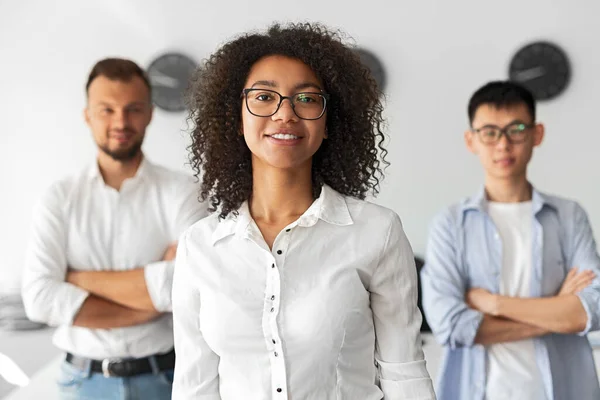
[171,23,436,400]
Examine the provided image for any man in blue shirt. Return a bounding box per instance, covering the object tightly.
[421,81,600,400]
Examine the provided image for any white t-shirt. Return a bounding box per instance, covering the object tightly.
[485,201,547,400]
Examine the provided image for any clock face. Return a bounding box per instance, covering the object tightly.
[508,41,571,101]
[355,48,387,93]
[147,53,198,112]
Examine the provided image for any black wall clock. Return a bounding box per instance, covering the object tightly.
[147,52,198,112]
[508,41,571,101]
[355,48,387,93]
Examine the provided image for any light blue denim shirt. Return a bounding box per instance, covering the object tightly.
[421,186,600,400]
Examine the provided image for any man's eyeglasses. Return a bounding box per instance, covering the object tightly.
[241,88,329,120]
[471,122,535,144]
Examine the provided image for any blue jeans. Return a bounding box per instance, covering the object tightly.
[56,359,173,400]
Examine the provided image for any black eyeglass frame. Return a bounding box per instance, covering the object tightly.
[471,122,536,144]
[241,88,330,121]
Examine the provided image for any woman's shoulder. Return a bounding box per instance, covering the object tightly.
[181,211,223,244]
[341,195,411,254]
[323,185,400,224]
[344,195,401,227]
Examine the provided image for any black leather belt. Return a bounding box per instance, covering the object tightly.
[65,349,175,378]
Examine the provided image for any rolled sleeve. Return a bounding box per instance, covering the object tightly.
[22,278,90,326]
[569,203,600,335]
[576,290,599,335]
[421,208,484,349]
[51,284,89,326]
[449,309,484,347]
[21,183,91,327]
[371,213,436,399]
[144,260,175,312]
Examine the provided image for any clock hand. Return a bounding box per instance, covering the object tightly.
[149,72,179,88]
[513,66,546,82]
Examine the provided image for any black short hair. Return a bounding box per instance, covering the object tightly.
[468,81,536,124]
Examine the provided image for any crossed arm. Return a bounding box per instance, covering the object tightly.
[23,179,207,331]
[68,243,178,329]
[72,295,161,329]
[421,204,600,349]
[469,268,594,345]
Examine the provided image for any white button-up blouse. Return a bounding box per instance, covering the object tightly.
[172,185,436,399]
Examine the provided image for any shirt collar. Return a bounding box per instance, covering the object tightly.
[211,184,353,245]
[461,183,554,215]
[87,156,152,184]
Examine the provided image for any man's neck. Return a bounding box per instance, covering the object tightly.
[97,151,143,191]
[249,162,314,225]
[485,176,532,203]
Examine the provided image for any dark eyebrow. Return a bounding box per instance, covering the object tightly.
[249,81,323,92]
[294,82,323,92]
[250,80,277,88]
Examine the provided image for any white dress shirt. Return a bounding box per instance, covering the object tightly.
[22,158,207,359]
[172,185,436,400]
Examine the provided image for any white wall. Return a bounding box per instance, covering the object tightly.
[2,0,600,293]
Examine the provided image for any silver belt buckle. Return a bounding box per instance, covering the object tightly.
[101,358,122,378]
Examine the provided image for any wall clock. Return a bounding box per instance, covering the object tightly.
[355,48,387,93]
[147,52,198,112]
[508,41,570,101]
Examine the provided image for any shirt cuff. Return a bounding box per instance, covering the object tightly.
[576,291,598,335]
[377,359,437,399]
[144,261,175,312]
[450,308,484,348]
[61,285,90,326]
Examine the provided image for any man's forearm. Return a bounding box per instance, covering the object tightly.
[496,294,588,334]
[68,269,156,311]
[474,315,548,346]
[72,294,160,329]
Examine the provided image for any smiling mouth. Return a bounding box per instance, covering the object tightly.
[268,133,301,140]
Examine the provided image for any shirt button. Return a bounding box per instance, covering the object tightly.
[277,388,282,393]
[271,263,275,268]
[286,229,290,232]
[272,339,276,344]
[270,307,275,312]
[271,295,275,300]
[274,352,278,357]
[277,250,282,255]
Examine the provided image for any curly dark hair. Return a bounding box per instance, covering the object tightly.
[187,22,389,219]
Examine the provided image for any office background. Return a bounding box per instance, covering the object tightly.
[1,0,599,397]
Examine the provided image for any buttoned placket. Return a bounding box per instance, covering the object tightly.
[110,178,140,270]
[111,183,131,270]
[106,181,132,355]
[261,225,294,397]
[100,182,120,267]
